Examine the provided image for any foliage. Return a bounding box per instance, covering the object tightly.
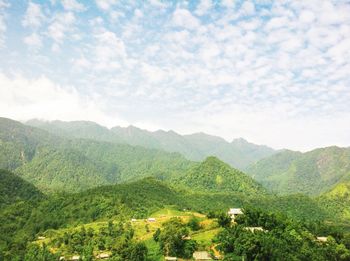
[157,218,197,258]
[175,156,266,194]
[215,208,350,261]
[246,147,350,195]
[0,169,43,207]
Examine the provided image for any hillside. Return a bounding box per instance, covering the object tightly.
[0,169,43,207]
[27,119,276,169]
[246,147,350,195]
[0,117,193,192]
[176,156,266,194]
[318,181,350,222]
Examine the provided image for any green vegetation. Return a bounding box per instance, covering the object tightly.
[176,156,266,194]
[0,169,43,207]
[246,147,350,195]
[1,116,350,260]
[215,208,350,260]
[0,117,193,192]
[28,119,276,169]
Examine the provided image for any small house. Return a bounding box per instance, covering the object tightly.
[193,251,212,260]
[165,257,177,260]
[244,227,266,233]
[317,236,328,242]
[70,256,80,261]
[96,253,110,259]
[131,218,137,222]
[38,236,46,240]
[227,208,243,220]
[148,217,156,222]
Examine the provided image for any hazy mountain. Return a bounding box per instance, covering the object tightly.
[28,119,276,169]
[246,146,350,195]
[176,156,266,194]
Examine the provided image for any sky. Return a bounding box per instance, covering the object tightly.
[0,0,350,151]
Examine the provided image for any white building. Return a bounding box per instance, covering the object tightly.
[228,208,243,220]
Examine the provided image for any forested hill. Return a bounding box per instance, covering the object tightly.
[246,146,350,195]
[27,119,276,169]
[0,169,43,207]
[0,117,194,193]
[175,156,266,194]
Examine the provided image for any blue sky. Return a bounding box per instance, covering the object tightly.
[0,0,350,151]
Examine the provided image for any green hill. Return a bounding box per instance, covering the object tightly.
[28,119,276,169]
[176,156,266,194]
[246,147,350,195]
[0,117,193,192]
[0,169,43,207]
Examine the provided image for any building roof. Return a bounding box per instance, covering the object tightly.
[97,253,110,259]
[317,236,328,242]
[165,257,177,260]
[228,208,243,215]
[193,251,212,260]
[244,227,266,232]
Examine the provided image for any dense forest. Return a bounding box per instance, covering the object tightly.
[1,117,350,260]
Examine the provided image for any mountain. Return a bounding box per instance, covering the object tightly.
[27,119,276,169]
[26,119,123,144]
[0,117,193,192]
[246,146,350,195]
[176,156,266,194]
[0,169,43,207]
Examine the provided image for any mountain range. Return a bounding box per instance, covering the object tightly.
[26,119,276,170]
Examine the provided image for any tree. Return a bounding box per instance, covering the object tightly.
[217,213,231,228]
[158,218,197,258]
[187,216,201,231]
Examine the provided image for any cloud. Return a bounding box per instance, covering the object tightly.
[172,8,201,30]
[195,0,212,16]
[61,0,85,12]
[95,0,117,11]
[22,2,45,28]
[48,12,76,44]
[0,73,125,127]
[0,15,5,47]
[24,32,42,49]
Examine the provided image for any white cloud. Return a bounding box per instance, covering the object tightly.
[0,15,5,47]
[48,12,76,44]
[22,2,45,28]
[0,73,125,127]
[95,0,117,10]
[239,1,255,16]
[172,8,201,30]
[61,0,85,12]
[195,0,212,16]
[24,33,42,49]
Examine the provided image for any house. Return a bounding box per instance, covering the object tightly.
[131,218,137,222]
[38,236,46,240]
[148,217,156,222]
[244,227,266,233]
[165,257,177,260]
[193,251,212,260]
[317,236,328,242]
[70,256,80,261]
[227,208,243,220]
[96,253,110,259]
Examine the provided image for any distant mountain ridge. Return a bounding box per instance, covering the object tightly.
[246,146,350,196]
[27,119,276,169]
